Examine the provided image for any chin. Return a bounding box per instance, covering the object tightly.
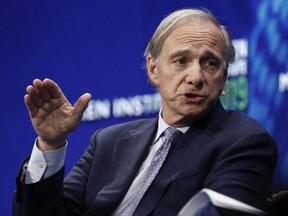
[182,105,212,118]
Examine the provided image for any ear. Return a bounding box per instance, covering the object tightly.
[147,56,159,86]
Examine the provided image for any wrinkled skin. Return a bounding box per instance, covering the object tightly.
[147,20,227,127]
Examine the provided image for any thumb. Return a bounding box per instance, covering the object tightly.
[73,93,92,119]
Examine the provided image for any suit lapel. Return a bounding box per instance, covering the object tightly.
[108,119,158,191]
[88,118,158,215]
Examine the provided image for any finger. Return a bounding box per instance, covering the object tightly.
[24,94,38,118]
[73,93,92,119]
[33,79,51,102]
[272,191,288,200]
[43,78,66,100]
[26,85,44,107]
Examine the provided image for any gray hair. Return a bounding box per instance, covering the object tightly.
[144,8,235,69]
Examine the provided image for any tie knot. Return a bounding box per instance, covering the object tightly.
[163,127,183,144]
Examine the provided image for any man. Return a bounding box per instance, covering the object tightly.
[14,8,277,216]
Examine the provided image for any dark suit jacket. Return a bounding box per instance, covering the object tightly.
[14,101,277,216]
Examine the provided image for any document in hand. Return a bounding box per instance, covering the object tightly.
[177,188,266,216]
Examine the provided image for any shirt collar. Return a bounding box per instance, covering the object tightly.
[153,110,190,143]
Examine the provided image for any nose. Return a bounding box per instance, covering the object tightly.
[185,63,204,88]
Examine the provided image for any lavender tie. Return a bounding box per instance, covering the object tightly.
[119,127,183,216]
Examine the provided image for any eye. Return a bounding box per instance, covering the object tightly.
[175,57,187,65]
[202,59,219,72]
[207,60,217,68]
[169,56,188,72]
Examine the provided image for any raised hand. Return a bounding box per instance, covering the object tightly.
[24,78,91,151]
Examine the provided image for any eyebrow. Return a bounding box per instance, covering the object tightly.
[201,50,221,60]
[169,48,221,61]
[169,49,191,59]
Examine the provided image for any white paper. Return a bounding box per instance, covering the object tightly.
[177,188,266,216]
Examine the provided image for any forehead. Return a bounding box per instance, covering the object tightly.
[163,20,225,55]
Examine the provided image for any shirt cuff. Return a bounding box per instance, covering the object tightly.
[25,138,67,184]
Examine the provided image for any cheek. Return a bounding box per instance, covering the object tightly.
[156,64,185,91]
[156,69,172,87]
[161,74,183,92]
[207,75,225,91]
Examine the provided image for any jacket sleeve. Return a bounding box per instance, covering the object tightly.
[14,160,67,216]
[13,132,99,216]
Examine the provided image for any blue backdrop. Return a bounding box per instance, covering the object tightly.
[1,0,287,215]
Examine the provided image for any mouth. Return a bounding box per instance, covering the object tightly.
[179,93,206,104]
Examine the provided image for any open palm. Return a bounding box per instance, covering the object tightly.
[24,79,91,150]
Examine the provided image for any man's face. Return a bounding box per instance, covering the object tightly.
[147,20,227,127]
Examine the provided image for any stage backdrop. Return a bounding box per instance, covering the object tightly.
[0,0,287,215]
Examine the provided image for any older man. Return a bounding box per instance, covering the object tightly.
[14,8,277,216]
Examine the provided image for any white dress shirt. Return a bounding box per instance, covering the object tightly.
[25,140,67,184]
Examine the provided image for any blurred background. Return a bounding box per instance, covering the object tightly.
[0,0,287,215]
